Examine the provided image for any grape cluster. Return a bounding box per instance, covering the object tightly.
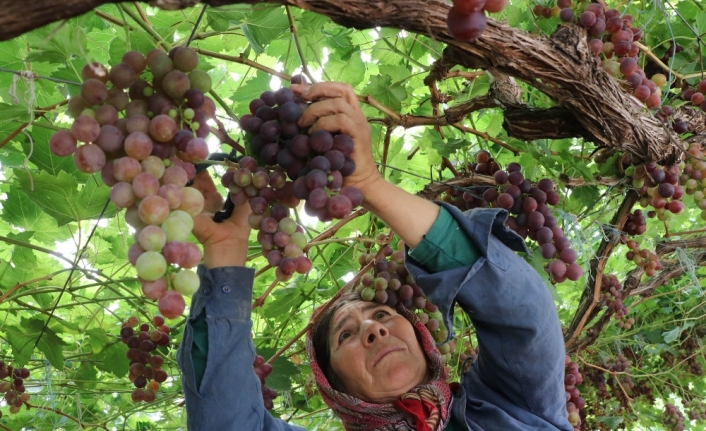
[223,156,311,281]
[624,210,646,236]
[228,81,363,280]
[564,356,585,431]
[537,2,666,109]
[356,239,455,362]
[685,399,706,422]
[446,0,510,42]
[681,143,706,221]
[630,162,685,218]
[0,362,30,415]
[586,366,609,399]
[458,342,479,365]
[606,353,634,393]
[679,334,704,376]
[622,237,662,277]
[450,153,582,283]
[662,403,686,431]
[120,316,170,402]
[253,355,278,410]
[600,274,634,330]
[50,48,214,319]
[682,79,706,112]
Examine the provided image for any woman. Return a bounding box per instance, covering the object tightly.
[177,83,573,431]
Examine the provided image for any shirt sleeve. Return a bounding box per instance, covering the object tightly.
[408,206,481,272]
[176,265,307,431]
[404,203,570,429]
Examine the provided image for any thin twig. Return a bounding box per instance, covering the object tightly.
[285,5,316,84]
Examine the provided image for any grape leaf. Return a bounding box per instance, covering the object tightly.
[13,169,117,226]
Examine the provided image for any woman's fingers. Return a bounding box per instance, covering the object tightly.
[293,82,359,106]
[308,114,360,137]
[298,98,359,129]
[191,170,224,214]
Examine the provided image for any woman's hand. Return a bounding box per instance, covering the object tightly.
[291,82,383,194]
[191,170,252,269]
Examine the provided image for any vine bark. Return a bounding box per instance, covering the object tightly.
[0,0,685,164]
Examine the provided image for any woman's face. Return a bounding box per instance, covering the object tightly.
[328,302,429,404]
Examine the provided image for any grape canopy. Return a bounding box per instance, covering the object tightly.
[0,0,705,429]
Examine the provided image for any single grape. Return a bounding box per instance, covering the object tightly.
[50,130,78,156]
[447,8,487,42]
[158,290,185,319]
[74,144,106,173]
[72,115,101,143]
[174,269,200,296]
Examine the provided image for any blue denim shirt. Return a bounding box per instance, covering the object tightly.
[177,203,572,430]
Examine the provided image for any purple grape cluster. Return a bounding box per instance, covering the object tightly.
[238,84,363,222]
[662,403,686,431]
[253,355,278,410]
[0,362,30,415]
[564,356,585,430]
[224,81,365,280]
[120,315,170,403]
[600,274,634,330]
[446,158,583,283]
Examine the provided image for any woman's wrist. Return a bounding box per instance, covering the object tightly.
[203,240,249,269]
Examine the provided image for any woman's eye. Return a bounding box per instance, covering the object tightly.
[375,310,389,319]
[338,332,350,343]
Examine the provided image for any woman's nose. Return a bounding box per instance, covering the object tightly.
[362,321,388,346]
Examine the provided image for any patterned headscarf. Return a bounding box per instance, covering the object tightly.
[305,304,453,431]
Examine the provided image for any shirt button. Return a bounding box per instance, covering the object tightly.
[221,285,232,294]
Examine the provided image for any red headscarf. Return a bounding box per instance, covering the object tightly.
[305,304,453,431]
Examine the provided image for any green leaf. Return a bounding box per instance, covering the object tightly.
[363,75,408,112]
[13,169,116,226]
[94,343,129,378]
[1,187,66,244]
[0,103,31,125]
[241,6,288,54]
[662,326,681,343]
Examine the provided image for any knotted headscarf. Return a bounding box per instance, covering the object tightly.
[305,304,453,431]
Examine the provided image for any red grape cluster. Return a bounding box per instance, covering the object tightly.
[662,403,686,431]
[622,237,662,277]
[685,399,706,422]
[682,79,706,112]
[356,239,455,361]
[537,1,666,109]
[50,48,215,319]
[223,156,311,282]
[564,356,585,431]
[448,154,583,283]
[0,362,30,415]
[681,143,706,221]
[624,209,646,236]
[253,355,278,410]
[630,162,685,219]
[600,274,634,330]
[446,0,509,42]
[120,316,170,402]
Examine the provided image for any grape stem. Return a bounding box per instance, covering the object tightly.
[252,278,279,309]
[25,402,109,429]
[285,5,316,84]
